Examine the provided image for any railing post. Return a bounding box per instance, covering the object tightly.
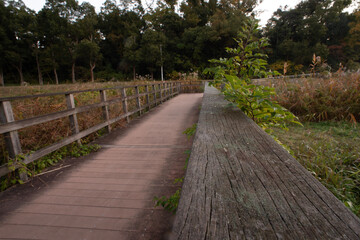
[167,83,170,98]
[0,101,28,181]
[170,82,173,96]
[100,90,111,133]
[177,82,181,94]
[65,93,80,145]
[159,83,163,103]
[152,84,157,106]
[145,85,150,111]
[163,83,167,100]
[121,88,130,123]
[135,86,141,115]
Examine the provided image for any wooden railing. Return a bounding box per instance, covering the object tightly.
[0,82,184,178]
[172,83,360,239]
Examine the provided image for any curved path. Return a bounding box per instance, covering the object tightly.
[0,93,203,240]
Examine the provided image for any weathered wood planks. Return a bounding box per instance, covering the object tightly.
[172,84,360,239]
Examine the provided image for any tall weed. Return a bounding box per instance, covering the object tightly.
[268,74,360,122]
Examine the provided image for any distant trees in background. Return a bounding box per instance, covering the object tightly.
[264,0,359,75]
[0,0,258,85]
[0,0,359,85]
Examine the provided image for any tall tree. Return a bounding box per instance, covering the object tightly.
[44,0,81,83]
[0,0,10,86]
[4,0,34,85]
[76,2,102,82]
[37,5,68,84]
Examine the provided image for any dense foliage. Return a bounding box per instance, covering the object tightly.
[265,0,359,74]
[0,0,359,84]
[0,0,259,85]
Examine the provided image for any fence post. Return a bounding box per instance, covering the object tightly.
[135,86,141,115]
[177,82,181,94]
[159,83,163,103]
[152,84,157,106]
[121,88,130,123]
[100,90,111,133]
[163,83,167,100]
[65,93,81,145]
[145,85,150,111]
[170,82,173,96]
[0,101,28,181]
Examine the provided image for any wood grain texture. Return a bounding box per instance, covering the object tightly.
[172,84,360,240]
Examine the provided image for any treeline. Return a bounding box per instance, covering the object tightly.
[0,0,259,86]
[0,0,359,86]
[264,0,360,75]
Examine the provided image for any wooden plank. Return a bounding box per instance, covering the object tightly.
[0,82,178,102]
[172,84,360,239]
[0,101,28,181]
[65,94,80,144]
[100,90,111,133]
[152,84,157,106]
[0,97,124,134]
[135,86,141,115]
[159,83,163,103]
[145,85,150,111]
[121,88,130,123]
[0,101,22,158]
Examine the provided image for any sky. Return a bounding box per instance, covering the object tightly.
[21,0,356,27]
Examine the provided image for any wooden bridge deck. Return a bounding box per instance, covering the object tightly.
[0,93,203,240]
[172,85,360,239]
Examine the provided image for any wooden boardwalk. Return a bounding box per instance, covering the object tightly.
[0,93,203,240]
[172,85,360,239]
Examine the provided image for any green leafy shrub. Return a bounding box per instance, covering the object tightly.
[204,18,301,131]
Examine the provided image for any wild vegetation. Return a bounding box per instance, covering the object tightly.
[271,122,360,217]
[268,73,360,216]
[270,74,360,122]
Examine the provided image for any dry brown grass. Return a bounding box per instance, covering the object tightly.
[263,74,360,122]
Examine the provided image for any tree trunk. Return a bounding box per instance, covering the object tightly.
[15,62,24,85]
[133,65,136,81]
[0,70,4,87]
[35,51,43,85]
[51,51,58,85]
[151,71,154,80]
[71,62,76,83]
[54,67,59,85]
[90,61,96,82]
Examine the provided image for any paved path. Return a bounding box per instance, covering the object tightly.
[0,93,203,240]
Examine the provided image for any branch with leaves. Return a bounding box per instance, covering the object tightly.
[204,18,301,131]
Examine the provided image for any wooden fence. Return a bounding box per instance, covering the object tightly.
[172,83,360,239]
[0,81,201,179]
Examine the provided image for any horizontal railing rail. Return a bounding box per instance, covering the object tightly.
[0,81,185,179]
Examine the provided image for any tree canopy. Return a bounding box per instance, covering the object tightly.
[0,0,359,85]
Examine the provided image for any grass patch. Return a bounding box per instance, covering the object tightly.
[1,143,101,191]
[271,121,360,216]
[263,74,360,122]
